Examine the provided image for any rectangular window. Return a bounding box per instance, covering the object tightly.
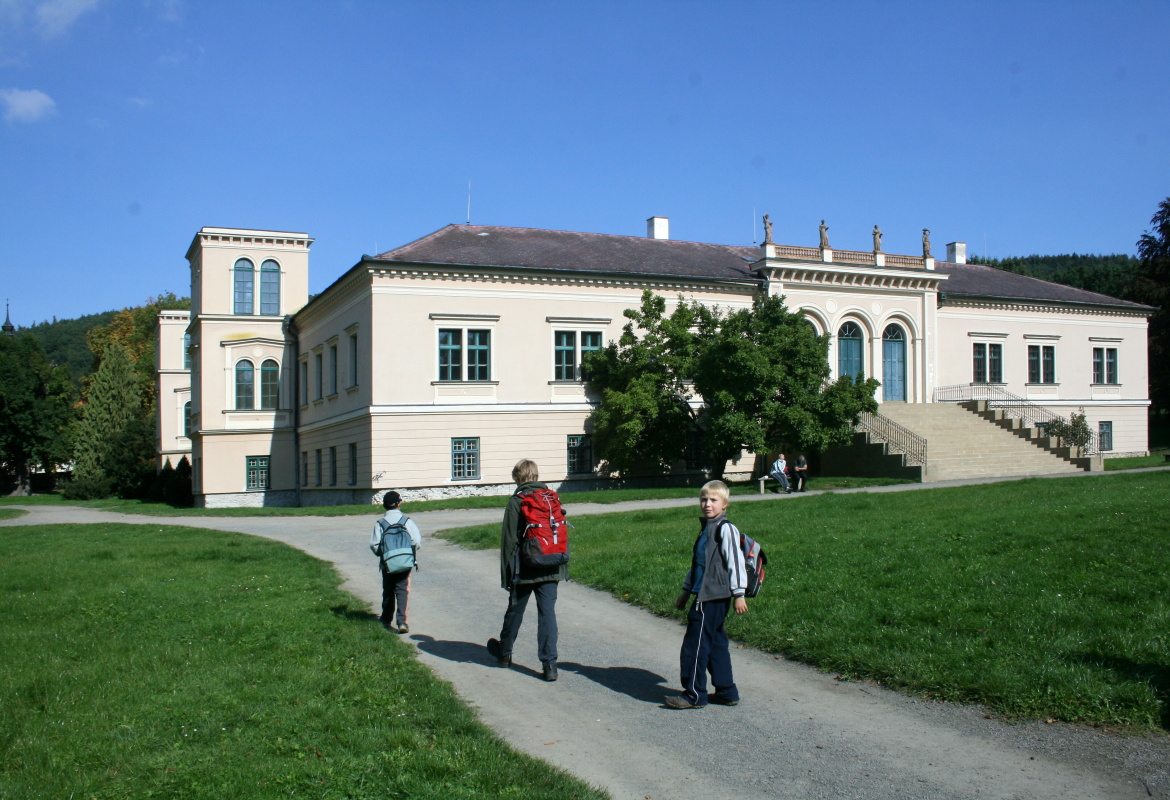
[246,456,270,490]
[1099,421,1113,451]
[988,343,1002,383]
[972,343,987,384]
[554,330,603,381]
[348,443,358,485]
[1093,347,1119,384]
[329,446,337,486]
[451,437,480,480]
[183,332,191,370]
[348,332,358,387]
[314,353,323,399]
[567,434,593,474]
[438,329,463,381]
[315,449,322,486]
[299,362,308,406]
[467,330,491,381]
[1028,345,1055,384]
[329,344,338,395]
[301,451,308,486]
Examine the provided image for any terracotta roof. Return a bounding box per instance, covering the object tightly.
[373,224,760,282]
[934,261,1151,310]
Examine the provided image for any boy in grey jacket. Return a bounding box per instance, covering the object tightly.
[666,480,748,709]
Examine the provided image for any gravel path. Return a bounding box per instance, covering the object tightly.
[5,473,1168,799]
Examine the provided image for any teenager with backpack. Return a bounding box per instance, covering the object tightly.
[370,491,421,634]
[487,459,567,682]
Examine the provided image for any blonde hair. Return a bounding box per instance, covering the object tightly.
[700,480,729,504]
[512,459,539,484]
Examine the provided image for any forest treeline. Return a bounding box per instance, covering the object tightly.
[968,253,1142,303]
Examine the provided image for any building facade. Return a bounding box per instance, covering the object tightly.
[157,220,1151,507]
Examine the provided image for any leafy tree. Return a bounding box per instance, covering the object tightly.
[72,343,150,497]
[586,291,880,479]
[23,309,119,385]
[86,292,190,411]
[0,335,77,495]
[1135,197,1170,414]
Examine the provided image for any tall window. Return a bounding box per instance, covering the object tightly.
[329,446,337,486]
[301,451,308,486]
[315,449,322,486]
[973,343,1003,383]
[314,352,323,399]
[259,260,281,315]
[1028,345,1056,384]
[1092,347,1118,384]
[567,434,593,474]
[183,332,191,370]
[246,456,270,490]
[329,344,338,395]
[438,329,492,381]
[837,322,863,380]
[260,359,280,410]
[234,360,254,409]
[233,258,254,315]
[451,438,480,480]
[1099,421,1113,451]
[348,443,358,485]
[299,361,308,406]
[554,331,603,381]
[348,332,358,387]
[183,401,192,437]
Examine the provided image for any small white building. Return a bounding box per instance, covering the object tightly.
[157,220,1151,507]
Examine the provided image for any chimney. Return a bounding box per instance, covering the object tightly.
[946,242,967,264]
[647,216,669,240]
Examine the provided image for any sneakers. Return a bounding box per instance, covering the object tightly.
[486,638,511,667]
[542,661,558,682]
[664,694,705,709]
[708,692,740,706]
[398,623,409,635]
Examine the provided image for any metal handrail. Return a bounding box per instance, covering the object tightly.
[856,410,928,467]
[933,383,1098,456]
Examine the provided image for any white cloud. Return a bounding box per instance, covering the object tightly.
[35,0,99,38]
[127,96,149,108]
[1,87,55,122]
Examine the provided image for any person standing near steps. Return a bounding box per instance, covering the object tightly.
[487,459,567,682]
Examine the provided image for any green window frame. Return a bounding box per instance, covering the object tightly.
[234,360,254,410]
[259,260,280,315]
[233,258,254,315]
[260,359,280,410]
[451,437,479,480]
[246,456,270,490]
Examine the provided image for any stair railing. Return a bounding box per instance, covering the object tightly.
[856,410,928,467]
[933,384,1098,456]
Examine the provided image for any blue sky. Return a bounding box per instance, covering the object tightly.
[2,0,1168,326]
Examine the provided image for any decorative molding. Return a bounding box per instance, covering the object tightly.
[966,331,1009,339]
[1023,334,1061,340]
[757,264,945,293]
[428,313,502,322]
[1089,337,1123,343]
[940,296,1151,318]
[546,316,612,325]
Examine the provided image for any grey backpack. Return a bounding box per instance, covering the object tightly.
[376,517,416,574]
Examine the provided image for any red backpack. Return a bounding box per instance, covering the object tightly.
[516,488,570,567]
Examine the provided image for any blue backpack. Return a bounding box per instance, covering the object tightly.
[376,517,416,574]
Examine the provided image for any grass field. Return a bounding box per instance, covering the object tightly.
[1105,452,1170,471]
[444,471,1170,731]
[0,475,907,516]
[0,523,606,800]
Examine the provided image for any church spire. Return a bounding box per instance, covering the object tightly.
[2,301,14,336]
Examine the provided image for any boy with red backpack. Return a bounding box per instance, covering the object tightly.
[487,459,568,682]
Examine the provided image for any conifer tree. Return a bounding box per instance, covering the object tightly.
[73,343,143,491]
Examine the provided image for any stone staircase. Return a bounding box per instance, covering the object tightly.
[876,402,1086,481]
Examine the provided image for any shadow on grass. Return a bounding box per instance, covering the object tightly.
[1071,653,1170,730]
[557,662,671,704]
[330,603,379,624]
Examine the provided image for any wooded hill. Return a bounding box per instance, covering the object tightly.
[967,253,1141,303]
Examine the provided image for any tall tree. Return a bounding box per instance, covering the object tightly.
[85,292,190,411]
[0,335,76,495]
[72,343,148,495]
[586,291,879,479]
[1135,197,1170,415]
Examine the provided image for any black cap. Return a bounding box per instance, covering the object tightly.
[382,491,402,509]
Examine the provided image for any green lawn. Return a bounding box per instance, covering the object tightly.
[1105,452,1170,471]
[444,471,1170,731]
[0,508,27,520]
[0,523,606,800]
[0,475,907,516]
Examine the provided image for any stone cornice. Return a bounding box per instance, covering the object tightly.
[755,262,946,293]
[939,294,1153,318]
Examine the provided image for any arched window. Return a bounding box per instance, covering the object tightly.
[260,259,281,316]
[183,401,192,437]
[882,324,906,401]
[260,359,280,410]
[837,321,863,380]
[233,259,254,315]
[235,360,255,410]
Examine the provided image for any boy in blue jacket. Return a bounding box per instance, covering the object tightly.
[666,480,748,709]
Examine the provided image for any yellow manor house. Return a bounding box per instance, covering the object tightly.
[156,218,1152,508]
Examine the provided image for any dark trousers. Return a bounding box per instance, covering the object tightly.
[499,580,558,665]
[792,471,807,491]
[380,569,411,628]
[679,596,738,706]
